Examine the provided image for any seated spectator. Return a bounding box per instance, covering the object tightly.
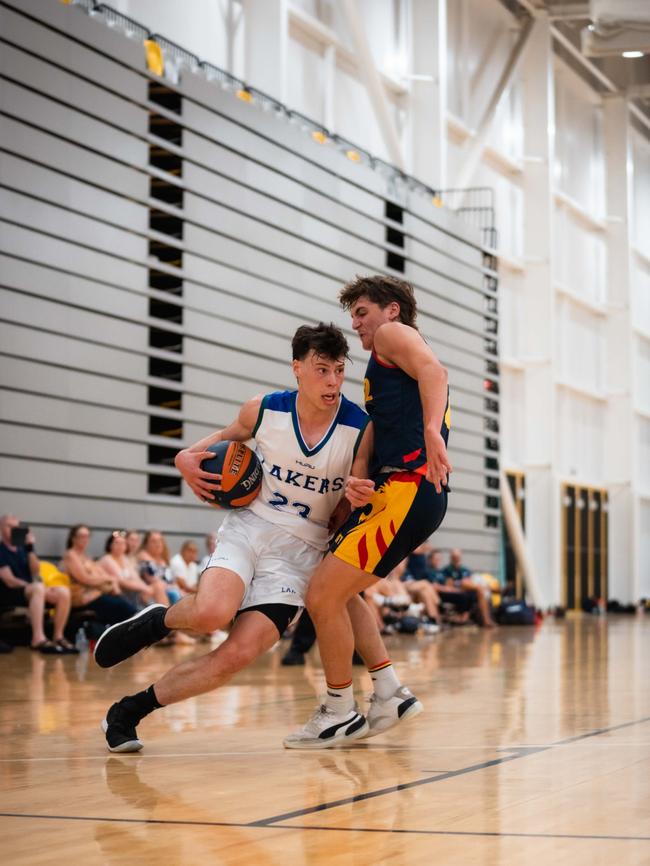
[137,530,181,604]
[138,530,195,645]
[439,548,496,628]
[400,563,442,628]
[365,560,439,635]
[198,532,217,573]
[425,549,476,625]
[406,543,432,582]
[425,548,446,583]
[60,524,137,626]
[99,531,167,608]
[0,514,74,654]
[170,541,200,595]
[125,529,143,572]
[442,548,473,582]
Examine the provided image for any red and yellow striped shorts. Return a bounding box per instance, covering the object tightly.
[329,470,448,578]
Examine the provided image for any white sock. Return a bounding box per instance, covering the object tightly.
[369,661,400,699]
[325,680,355,714]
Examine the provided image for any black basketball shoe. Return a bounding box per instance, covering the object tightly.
[101,699,143,753]
[94,604,170,668]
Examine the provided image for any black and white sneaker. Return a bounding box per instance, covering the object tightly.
[94,604,170,668]
[101,700,143,753]
[364,686,423,738]
[283,705,369,750]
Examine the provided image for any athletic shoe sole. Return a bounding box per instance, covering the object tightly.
[101,718,143,753]
[94,603,167,668]
[364,697,423,739]
[283,716,369,750]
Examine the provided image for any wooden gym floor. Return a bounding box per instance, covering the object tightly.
[1,615,649,866]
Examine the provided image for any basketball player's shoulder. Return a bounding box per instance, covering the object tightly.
[252,390,296,434]
[260,389,296,413]
[337,395,368,431]
[375,320,417,349]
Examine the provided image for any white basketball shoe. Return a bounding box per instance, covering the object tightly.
[364,686,423,738]
[283,705,369,750]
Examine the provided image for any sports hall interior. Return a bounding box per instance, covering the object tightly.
[0,0,649,864]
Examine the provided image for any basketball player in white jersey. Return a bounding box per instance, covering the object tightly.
[94,323,419,752]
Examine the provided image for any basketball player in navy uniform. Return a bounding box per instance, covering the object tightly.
[285,276,451,748]
[94,323,420,752]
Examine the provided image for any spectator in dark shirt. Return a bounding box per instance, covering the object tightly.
[406,543,431,582]
[442,548,496,628]
[442,548,473,582]
[0,514,74,653]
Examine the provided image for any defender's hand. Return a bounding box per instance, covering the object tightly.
[345,476,375,509]
[425,430,452,494]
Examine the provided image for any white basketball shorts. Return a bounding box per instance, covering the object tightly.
[205,508,322,608]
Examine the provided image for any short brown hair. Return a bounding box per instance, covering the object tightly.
[292,322,349,361]
[339,275,417,328]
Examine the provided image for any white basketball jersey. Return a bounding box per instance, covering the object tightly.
[247,390,368,550]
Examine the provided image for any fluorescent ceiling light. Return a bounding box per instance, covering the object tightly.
[622,50,644,57]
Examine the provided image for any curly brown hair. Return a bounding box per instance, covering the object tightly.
[338,275,417,328]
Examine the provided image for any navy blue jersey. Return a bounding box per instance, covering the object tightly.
[363,349,450,476]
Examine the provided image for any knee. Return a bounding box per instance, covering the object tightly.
[53,585,70,603]
[31,581,45,598]
[191,602,231,633]
[213,641,256,677]
[305,582,333,617]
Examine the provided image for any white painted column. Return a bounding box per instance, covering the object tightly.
[410,0,447,190]
[520,11,557,607]
[241,0,288,102]
[603,95,635,602]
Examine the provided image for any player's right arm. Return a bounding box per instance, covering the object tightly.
[174,395,263,502]
[345,422,375,509]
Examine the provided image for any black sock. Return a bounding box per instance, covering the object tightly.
[122,685,164,722]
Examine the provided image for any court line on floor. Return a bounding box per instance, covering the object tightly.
[0,812,648,843]
[248,715,650,826]
[1,715,649,765]
[248,750,545,825]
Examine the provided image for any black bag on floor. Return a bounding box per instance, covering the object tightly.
[495,599,535,625]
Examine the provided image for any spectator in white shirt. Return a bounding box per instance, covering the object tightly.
[170,541,200,596]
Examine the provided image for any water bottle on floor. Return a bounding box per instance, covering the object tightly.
[75,627,89,653]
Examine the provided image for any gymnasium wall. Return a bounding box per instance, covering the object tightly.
[0,0,500,570]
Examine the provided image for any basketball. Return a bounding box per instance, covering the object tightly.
[201,440,262,508]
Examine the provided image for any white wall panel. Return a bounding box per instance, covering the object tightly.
[631,129,650,259]
[500,369,524,467]
[553,207,607,304]
[557,389,605,481]
[635,337,650,415]
[632,258,650,336]
[556,298,604,395]
[0,0,499,568]
[554,63,605,217]
[639,499,650,598]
